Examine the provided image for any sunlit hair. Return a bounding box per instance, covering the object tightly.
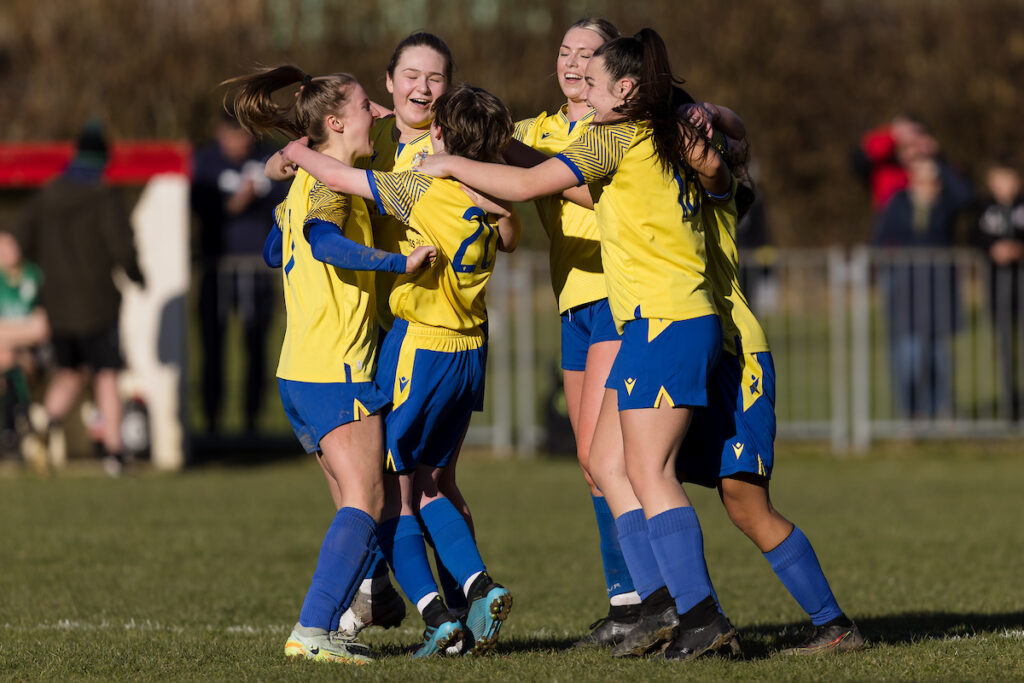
[567,17,620,43]
[593,28,705,173]
[432,84,512,163]
[222,65,357,149]
[386,32,454,83]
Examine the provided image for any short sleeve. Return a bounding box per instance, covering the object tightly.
[305,182,350,232]
[513,117,537,143]
[555,122,635,186]
[273,200,287,230]
[365,170,432,224]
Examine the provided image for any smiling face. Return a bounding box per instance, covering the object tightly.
[557,27,606,103]
[583,55,631,123]
[386,45,449,130]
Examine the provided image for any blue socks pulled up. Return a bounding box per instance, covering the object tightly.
[764,526,843,625]
[614,509,665,600]
[419,498,486,590]
[592,495,636,598]
[377,514,438,606]
[298,507,376,630]
[647,506,715,616]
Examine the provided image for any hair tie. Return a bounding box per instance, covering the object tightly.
[301,74,313,88]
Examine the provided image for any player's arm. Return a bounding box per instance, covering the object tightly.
[685,130,731,197]
[282,138,374,200]
[496,206,522,253]
[502,139,550,169]
[416,152,578,203]
[262,224,283,268]
[562,184,594,210]
[306,221,434,273]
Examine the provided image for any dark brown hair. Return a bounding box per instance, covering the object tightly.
[431,84,512,163]
[593,28,704,173]
[222,65,357,149]
[386,32,454,83]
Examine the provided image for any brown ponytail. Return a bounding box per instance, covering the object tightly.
[221,66,358,149]
[593,29,705,174]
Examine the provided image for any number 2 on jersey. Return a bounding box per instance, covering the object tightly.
[451,207,498,274]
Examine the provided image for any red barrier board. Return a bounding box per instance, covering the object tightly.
[0,142,192,186]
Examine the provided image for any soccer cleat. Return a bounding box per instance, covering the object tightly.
[412,618,463,659]
[573,602,643,648]
[610,587,679,657]
[662,612,740,661]
[284,623,373,664]
[780,620,865,656]
[463,573,513,656]
[336,582,407,639]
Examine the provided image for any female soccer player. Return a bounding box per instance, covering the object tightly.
[679,116,864,655]
[226,65,435,664]
[416,29,739,661]
[508,17,645,646]
[279,83,520,658]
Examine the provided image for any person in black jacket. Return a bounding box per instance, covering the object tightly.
[971,159,1024,420]
[12,120,145,474]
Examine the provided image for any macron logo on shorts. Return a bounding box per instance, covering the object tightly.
[399,376,409,391]
[624,378,637,395]
[733,442,744,459]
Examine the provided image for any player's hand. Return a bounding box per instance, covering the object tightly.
[406,245,437,272]
[681,102,715,139]
[414,151,450,178]
[459,184,511,218]
[280,136,310,168]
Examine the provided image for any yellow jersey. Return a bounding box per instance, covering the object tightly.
[274,169,378,383]
[556,121,717,332]
[367,169,498,346]
[361,116,434,330]
[514,106,605,313]
[702,176,770,356]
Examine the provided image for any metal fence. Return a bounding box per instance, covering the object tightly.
[466,247,1024,454]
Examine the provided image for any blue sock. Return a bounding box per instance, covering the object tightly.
[365,544,388,579]
[298,507,376,630]
[423,526,468,611]
[377,515,439,606]
[330,539,384,630]
[614,509,665,600]
[647,506,715,615]
[764,526,843,625]
[419,498,486,590]
[592,495,635,598]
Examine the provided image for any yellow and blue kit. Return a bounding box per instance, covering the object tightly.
[366,169,498,472]
[679,177,776,485]
[271,169,390,452]
[514,106,620,371]
[555,121,720,410]
[360,116,434,330]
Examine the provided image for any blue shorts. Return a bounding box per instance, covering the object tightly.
[278,378,390,454]
[560,299,622,371]
[377,319,486,474]
[606,315,721,411]
[677,349,777,488]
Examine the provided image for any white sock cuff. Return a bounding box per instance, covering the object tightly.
[610,591,641,606]
[416,592,440,614]
[463,571,484,597]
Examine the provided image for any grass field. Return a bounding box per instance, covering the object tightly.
[3,443,1024,681]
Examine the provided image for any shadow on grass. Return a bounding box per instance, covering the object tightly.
[733,611,1024,660]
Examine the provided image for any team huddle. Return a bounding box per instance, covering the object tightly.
[222,18,865,665]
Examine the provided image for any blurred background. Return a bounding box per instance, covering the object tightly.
[1,0,1022,470]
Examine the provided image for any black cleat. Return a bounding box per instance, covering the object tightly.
[779,619,865,656]
[610,587,679,657]
[662,612,740,661]
[573,602,642,648]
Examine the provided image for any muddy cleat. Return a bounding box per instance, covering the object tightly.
[284,623,373,664]
[336,582,407,639]
[412,619,463,659]
[780,619,865,656]
[573,602,642,648]
[463,573,513,656]
[610,587,679,657]
[663,612,740,661]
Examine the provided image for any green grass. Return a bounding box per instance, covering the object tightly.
[3,444,1024,680]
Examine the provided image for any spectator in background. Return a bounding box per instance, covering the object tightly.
[971,159,1024,420]
[11,120,145,475]
[853,114,938,212]
[190,112,287,434]
[873,156,972,420]
[0,232,48,467]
